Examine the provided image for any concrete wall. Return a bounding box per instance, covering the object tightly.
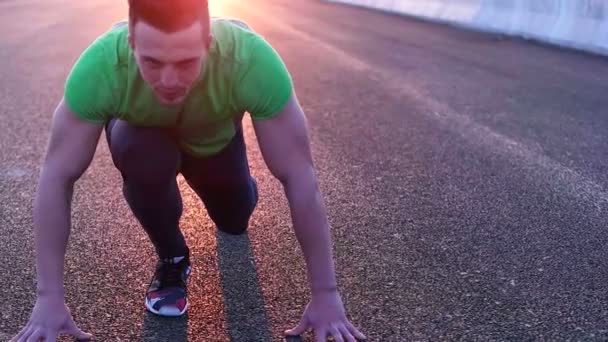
[327,0,608,56]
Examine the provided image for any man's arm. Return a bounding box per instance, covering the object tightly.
[34,98,103,297]
[11,99,102,342]
[253,94,366,341]
[252,94,337,292]
[238,30,364,340]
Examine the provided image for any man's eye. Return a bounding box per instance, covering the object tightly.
[179,59,197,67]
[145,59,162,68]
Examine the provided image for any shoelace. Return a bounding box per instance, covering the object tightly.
[158,259,186,288]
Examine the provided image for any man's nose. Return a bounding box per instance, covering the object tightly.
[160,65,179,88]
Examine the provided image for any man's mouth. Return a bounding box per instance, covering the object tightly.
[160,89,181,97]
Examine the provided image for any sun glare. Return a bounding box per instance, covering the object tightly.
[209,0,230,17]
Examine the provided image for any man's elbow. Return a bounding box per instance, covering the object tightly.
[274,163,318,190]
[40,158,83,188]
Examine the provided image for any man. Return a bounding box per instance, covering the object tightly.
[11,0,366,341]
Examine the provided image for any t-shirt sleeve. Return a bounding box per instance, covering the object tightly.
[64,37,116,124]
[235,35,294,120]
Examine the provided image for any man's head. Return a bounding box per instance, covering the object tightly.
[128,0,212,105]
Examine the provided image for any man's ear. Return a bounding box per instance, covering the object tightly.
[128,32,134,50]
[205,34,213,50]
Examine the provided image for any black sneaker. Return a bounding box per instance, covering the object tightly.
[144,254,192,316]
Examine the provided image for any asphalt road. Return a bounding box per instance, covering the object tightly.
[2,0,608,341]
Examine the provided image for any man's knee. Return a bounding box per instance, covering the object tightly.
[108,120,179,183]
[211,180,258,236]
[218,223,249,235]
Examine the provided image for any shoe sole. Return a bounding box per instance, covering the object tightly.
[145,265,192,317]
[145,297,189,317]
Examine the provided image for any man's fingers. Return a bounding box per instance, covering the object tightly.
[314,328,328,342]
[345,320,366,340]
[329,324,344,342]
[338,324,356,342]
[284,316,309,336]
[10,325,31,342]
[13,325,35,342]
[25,328,44,342]
[64,317,92,340]
[45,331,58,342]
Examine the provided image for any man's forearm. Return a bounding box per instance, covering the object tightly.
[33,167,73,298]
[283,167,338,293]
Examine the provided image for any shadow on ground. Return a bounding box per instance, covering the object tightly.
[216,231,274,341]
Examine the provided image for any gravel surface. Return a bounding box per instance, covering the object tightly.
[2,0,608,341]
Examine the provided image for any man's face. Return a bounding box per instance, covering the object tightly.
[130,20,211,106]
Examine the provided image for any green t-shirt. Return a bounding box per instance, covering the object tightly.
[64,18,293,156]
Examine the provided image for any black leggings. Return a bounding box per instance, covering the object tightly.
[105,119,258,259]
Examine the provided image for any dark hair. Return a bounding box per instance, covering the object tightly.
[128,0,210,33]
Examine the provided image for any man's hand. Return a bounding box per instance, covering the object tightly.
[10,295,92,342]
[285,289,366,341]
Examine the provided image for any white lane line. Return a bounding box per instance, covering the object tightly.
[0,167,30,181]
